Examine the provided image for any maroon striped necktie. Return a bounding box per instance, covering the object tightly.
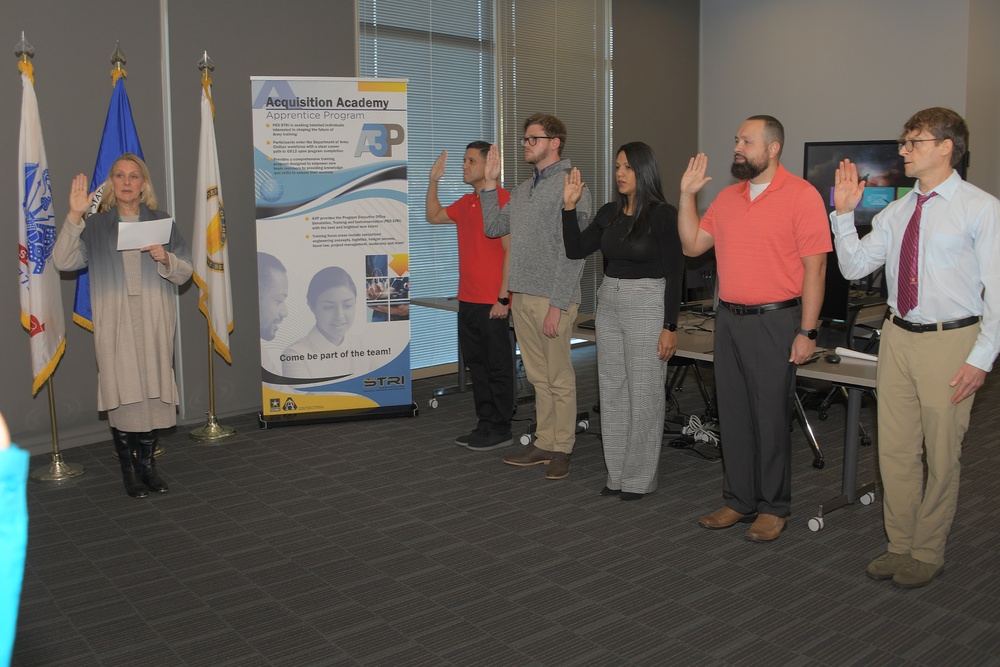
[896,192,937,317]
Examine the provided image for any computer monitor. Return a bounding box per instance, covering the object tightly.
[804,140,915,322]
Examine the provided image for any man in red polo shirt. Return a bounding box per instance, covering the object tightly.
[678,115,831,541]
[426,142,514,450]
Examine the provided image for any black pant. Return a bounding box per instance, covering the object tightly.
[458,301,514,434]
[713,305,799,517]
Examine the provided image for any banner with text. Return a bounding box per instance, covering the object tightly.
[251,77,410,418]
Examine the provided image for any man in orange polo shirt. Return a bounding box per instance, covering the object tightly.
[426,142,514,450]
[678,115,830,541]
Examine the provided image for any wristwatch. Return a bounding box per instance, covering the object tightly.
[664,323,677,332]
[497,297,510,306]
[795,327,818,340]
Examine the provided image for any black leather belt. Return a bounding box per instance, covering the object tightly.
[889,314,980,333]
[719,298,800,316]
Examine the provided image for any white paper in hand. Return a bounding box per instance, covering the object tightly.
[117,217,173,251]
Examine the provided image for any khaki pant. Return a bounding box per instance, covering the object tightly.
[512,293,579,454]
[876,318,979,565]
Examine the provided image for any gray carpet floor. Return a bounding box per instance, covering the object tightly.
[12,345,1000,666]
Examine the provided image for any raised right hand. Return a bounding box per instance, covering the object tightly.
[833,159,866,214]
[680,153,712,196]
[68,173,95,219]
[430,151,447,182]
[563,168,585,209]
[484,144,501,187]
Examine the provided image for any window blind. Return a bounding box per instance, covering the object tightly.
[359,0,611,369]
[496,0,613,313]
[359,0,496,369]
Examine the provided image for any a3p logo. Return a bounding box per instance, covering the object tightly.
[355,123,405,157]
[282,398,298,412]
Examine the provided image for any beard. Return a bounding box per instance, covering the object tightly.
[525,145,550,165]
[731,152,768,181]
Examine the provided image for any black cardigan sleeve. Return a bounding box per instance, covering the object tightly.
[563,203,613,259]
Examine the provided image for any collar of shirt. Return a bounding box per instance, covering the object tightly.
[533,159,570,188]
[914,169,961,202]
[738,163,790,201]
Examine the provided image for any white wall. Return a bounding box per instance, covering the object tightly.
[698,0,973,203]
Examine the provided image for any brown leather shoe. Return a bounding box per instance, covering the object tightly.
[503,444,553,467]
[545,452,571,479]
[744,513,787,542]
[698,506,757,529]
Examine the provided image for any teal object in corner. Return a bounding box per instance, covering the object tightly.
[0,445,29,665]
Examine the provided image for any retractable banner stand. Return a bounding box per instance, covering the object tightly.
[252,77,412,425]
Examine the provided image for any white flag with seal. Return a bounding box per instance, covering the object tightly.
[192,76,233,362]
[18,63,66,394]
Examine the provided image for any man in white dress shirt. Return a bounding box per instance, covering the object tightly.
[831,107,1000,588]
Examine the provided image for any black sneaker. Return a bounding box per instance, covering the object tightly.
[455,427,486,447]
[466,430,514,451]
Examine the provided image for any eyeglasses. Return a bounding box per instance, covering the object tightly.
[520,135,554,147]
[898,138,941,152]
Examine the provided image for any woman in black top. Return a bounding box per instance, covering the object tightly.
[563,142,683,500]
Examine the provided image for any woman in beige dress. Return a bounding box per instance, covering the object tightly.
[54,153,192,498]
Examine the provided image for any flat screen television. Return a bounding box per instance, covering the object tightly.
[804,140,915,323]
[804,140,916,228]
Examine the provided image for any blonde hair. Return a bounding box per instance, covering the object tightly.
[101,153,158,211]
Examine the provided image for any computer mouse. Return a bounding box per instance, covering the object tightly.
[825,353,841,364]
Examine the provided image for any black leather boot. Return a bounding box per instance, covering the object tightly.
[112,428,148,498]
[138,430,169,493]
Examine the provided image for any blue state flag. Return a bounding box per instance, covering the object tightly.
[72,75,143,330]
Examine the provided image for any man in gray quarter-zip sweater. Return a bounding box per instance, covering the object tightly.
[480,113,592,480]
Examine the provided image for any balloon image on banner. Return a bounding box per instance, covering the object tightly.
[251,77,410,420]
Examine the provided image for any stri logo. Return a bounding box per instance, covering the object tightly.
[355,123,405,157]
[363,375,406,388]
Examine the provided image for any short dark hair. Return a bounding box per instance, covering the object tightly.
[306,266,356,310]
[523,113,567,155]
[257,252,286,292]
[903,107,969,168]
[466,141,491,158]
[746,114,785,158]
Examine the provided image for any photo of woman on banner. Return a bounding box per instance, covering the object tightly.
[282,265,362,378]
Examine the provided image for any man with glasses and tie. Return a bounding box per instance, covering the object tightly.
[832,107,1000,588]
[480,113,592,480]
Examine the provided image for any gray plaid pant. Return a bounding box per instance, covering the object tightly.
[596,277,668,494]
